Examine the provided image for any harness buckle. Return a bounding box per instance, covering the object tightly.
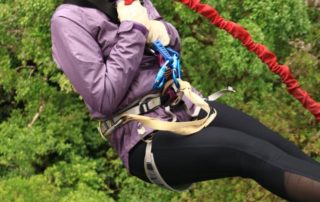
[139,102,150,114]
[138,94,161,114]
[98,118,124,142]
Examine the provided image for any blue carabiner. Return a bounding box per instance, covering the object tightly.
[151,40,182,90]
[153,61,169,89]
[171,55,180,88]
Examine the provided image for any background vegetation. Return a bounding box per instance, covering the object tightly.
[0,0,319,201]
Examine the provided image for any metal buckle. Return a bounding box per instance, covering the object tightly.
[142,131,155,143]
[98,118,124,141]
[139,102,149,114]
[138,94,160,114]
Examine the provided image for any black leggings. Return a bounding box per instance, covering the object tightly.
[129,101,320,202]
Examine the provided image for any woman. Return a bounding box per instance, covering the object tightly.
[50,0,320,201]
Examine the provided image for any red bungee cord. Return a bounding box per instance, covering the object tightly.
[125,0,320,122]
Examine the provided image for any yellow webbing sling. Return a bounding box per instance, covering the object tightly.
[118,79,217,136]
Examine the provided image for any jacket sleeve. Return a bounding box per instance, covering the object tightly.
[51,17,148,119]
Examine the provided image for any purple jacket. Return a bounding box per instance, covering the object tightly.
[51,0,195,170]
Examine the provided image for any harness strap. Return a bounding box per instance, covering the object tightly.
[98,93,162,141]
[144,139,192,191]
[206,86,236,101]
[120,79,217,136]
[114,94,162,123]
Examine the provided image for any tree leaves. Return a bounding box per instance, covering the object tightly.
[0,0,319,201]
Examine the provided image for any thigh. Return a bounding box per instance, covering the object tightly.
[206,101,278,137]
[140,126,303,186]
[130,127,247,185]
[154,126,320,183]
[130,126,320,199]
[151,127,247,186]
[205,101,317,165]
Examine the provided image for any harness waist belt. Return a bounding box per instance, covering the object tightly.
[98,93,162,141]
[98,80,236,141]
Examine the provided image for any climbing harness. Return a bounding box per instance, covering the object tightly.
[99,82,234,191]
[98,39,235,191]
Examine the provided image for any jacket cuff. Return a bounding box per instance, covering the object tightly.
[118,21,148,37]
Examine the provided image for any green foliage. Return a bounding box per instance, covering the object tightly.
[0,175,61,202]
[60,183,114,202]
[0,0,319,201]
